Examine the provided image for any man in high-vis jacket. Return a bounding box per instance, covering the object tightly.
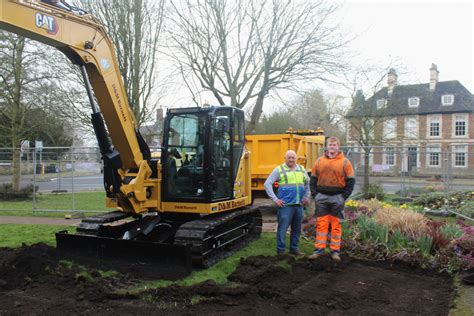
[308,136,355,262]
[264,150,310,255]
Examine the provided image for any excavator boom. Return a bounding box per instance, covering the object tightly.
[1,0,144,169]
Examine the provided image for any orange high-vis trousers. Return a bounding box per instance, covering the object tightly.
[314,214,341,253]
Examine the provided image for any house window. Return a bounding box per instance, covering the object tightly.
[453,145,467,167]
[442,94,454,106]
[384,147,396,166]
[384,118,397,139]
[428,115,441,137]
[376,99,386,109]
[427,146,441,167]
[408,97,419,107]
[453,114,468,137]
[405,116,418,138]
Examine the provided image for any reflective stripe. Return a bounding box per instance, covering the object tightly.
[342,158,348,178]
[316,232,327,237]
[330,241,341,246]
[278,165,289,184]
[279,183,300,187]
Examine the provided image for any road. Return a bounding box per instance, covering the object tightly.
[1,174,473,194]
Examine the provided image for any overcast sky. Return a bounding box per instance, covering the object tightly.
[339,0,473,92]
[161,0,473,111]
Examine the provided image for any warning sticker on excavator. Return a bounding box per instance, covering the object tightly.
[35,13,58,35]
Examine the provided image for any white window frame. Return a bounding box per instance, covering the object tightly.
[383,118,397,139]
[452,113,468,138]
[452,144,468,168]
[441,94,454,106]
[383,147,396,166]
[376,99,387,109]
[405,116,418,138]
[427,115,441,138]
[408,97,419,107]
[426,145,441,167]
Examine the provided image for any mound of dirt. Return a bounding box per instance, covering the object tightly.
[0,243,57,290]
[0,244,455,315]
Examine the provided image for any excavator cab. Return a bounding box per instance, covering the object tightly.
[162,106,245,203]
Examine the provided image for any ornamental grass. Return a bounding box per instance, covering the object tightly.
[373,207,428,240]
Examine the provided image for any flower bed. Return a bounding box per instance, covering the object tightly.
[302,198,474,274]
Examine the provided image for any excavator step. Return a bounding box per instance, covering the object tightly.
[76,211,130,236]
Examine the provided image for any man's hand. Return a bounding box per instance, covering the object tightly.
[301,197,310,205]
[275,199,285,207]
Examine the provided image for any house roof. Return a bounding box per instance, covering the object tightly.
[349,80,474,117]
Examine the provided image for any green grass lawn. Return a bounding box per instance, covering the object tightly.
[0,191,110,217]
[0,224,70,247]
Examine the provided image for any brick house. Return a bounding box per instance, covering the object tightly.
[346,64,474,177]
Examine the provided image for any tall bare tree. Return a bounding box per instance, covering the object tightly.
[290,89,345,140]
[345,65,404,195]
[79,0,165,126]
[167,0,347,132]
[0,32,74,191]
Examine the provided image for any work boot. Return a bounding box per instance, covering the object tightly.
[331,253,341,262]
[308,252,322,261]
[289,250,304,257]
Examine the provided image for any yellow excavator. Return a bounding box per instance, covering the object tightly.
[0,0,262,274]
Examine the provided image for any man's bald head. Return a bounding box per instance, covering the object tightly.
[285,150,297,168]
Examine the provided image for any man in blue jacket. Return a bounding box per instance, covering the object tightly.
[264,150,310,255]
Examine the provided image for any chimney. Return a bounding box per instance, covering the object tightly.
[387,68,397,95]
[156,107,163,122]
[429,63,439,91]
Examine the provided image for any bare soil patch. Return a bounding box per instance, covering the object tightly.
[0,244,454,315]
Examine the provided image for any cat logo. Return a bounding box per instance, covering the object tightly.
[35,13,59,35]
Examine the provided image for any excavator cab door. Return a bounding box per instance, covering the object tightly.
[162,106,245,203]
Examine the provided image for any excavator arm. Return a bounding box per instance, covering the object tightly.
[0,0,155,213]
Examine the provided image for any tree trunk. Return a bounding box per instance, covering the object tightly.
[11,145,21,192]
[247,92,265,133]
[10,36,25,192]
[363,151,370,197]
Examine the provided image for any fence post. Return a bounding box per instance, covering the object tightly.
[32,147,37,213]
[71,147,75,212]
[399,147,406,197]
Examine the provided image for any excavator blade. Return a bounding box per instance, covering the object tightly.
[56,231,192,280]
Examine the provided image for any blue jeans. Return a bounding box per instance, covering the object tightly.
[276,205,304,253]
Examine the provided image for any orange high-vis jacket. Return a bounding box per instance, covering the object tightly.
[311,152,355,198]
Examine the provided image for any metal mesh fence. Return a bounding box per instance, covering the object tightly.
[342,145,474,194]
[0,147,106,214]
[0,145,473,219]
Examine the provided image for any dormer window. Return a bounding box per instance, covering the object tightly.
[408,97,419,107]
[442,94,454,106]
[376,99,387,109]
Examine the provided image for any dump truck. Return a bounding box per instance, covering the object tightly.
[247,130,325,194]
[0,0,325,275]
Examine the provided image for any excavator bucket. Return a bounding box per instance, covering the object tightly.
[56,231,192,280]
